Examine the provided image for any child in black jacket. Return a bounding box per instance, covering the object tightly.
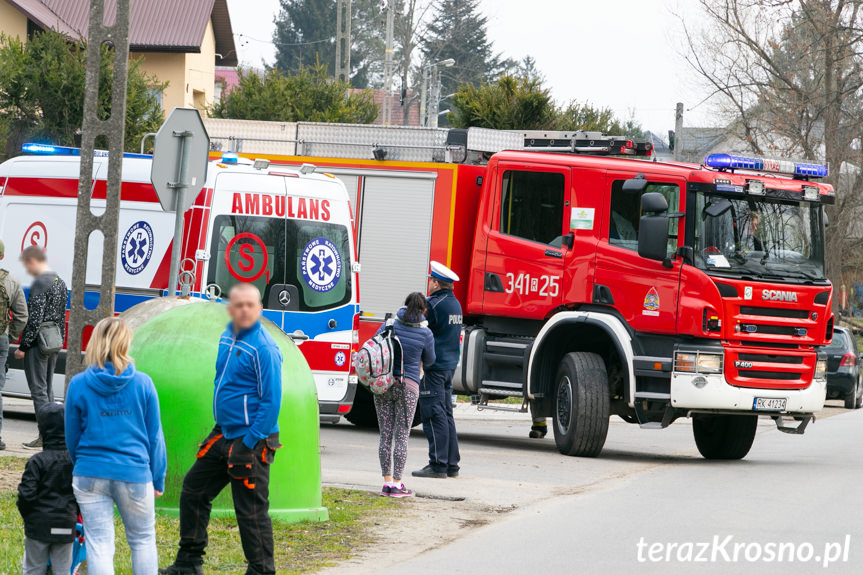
[17,403,77,575]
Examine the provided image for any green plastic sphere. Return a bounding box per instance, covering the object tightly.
[126,300,327,522]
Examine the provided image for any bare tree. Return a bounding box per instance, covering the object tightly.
[392,0,432,125]
[681,0,863,294]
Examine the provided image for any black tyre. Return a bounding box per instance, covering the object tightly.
[856,378,863,410]
[344,385,379,428]
[845,378,862,409]
[692,414,757,460]
[552,352,610,457]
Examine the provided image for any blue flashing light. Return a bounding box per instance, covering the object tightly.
[221,151,239,164]
[21,143,151,159]
[22,143,67,155]
[705,153,828,179]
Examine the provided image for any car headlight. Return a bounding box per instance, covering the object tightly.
[674,351,723,374]
[814,358,827,380]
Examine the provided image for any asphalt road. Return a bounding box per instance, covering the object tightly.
[321,403,861,575]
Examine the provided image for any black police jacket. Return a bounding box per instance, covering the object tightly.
[426,288,463,371]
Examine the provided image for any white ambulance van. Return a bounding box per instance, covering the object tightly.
[0,145,359,420]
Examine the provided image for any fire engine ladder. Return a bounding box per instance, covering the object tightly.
[519,130,654,157]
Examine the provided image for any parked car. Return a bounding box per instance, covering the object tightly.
[824,326,863,409]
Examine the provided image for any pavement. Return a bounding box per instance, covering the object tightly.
[3,397,859,574]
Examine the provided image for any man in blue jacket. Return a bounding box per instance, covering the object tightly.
[413,261,463,479]
[161,283,283,575]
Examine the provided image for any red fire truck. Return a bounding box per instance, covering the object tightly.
[205,120,834,459]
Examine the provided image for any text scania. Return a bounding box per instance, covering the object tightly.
[762,289,798,302]
[231,193,330,221]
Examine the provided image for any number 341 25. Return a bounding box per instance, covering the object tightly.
[504,273,560,297]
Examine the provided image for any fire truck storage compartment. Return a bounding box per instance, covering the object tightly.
[355,172,437,318]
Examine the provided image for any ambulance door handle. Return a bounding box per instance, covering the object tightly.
[289,330,310,342]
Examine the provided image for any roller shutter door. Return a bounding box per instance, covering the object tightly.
[358,174,436,318]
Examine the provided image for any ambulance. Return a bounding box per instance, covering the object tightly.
[0,144,359,420]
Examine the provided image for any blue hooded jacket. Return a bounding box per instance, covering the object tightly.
[376,307,436,383]
[214,321,283,449]
[65,363,167,492]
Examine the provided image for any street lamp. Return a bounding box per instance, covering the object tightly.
[420,59,456,128]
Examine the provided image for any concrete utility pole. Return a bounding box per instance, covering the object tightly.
[66,0,132,382]
[382,2,395,125]
[335,0,352,83]
[674,102,684,162]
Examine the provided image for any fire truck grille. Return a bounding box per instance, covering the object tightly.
[736,370,802,381]
[739,306,810,319]
[737,353,804,365]
[746,324,802,336]
[725,348,813,390]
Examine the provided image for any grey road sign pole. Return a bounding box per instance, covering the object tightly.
[150,108,210,296]
[166,131,191,295]
[66,0,132,383]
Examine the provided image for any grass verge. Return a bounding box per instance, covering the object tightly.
[0,456,395,574]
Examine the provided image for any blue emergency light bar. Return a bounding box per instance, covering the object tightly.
[705,153,828,179]
[21,143,151,159]
[221,151,239,164]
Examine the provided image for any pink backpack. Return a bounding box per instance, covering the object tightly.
[353,319,403,395]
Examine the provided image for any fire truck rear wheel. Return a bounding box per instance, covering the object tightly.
[552,352,610,458]
[344,385,422,428]
[692,414,758,460]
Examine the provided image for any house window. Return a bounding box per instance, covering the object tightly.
[499,170,565,245]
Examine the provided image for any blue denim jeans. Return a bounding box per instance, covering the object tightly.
[72,476,157,575]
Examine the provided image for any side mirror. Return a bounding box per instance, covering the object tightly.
[638,215,670,261]
[622,174,648,192]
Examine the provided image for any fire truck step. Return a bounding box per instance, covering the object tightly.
[634,391,671,400]
[481,380,523,390]
[474,402,528,414]
[478,388,524,397]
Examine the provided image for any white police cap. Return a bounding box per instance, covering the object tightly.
[429,261,460,283]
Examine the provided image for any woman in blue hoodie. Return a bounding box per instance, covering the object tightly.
[375,292,435,498]
[65,317,167,575]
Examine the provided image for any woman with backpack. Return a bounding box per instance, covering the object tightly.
[375,292,435,498]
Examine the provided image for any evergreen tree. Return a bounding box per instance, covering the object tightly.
[211,65,379,124]
[421,0,500,96]
[0,30,164,157]
[272,0,385,88]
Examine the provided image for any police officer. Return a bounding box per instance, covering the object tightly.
[413,261,463,479]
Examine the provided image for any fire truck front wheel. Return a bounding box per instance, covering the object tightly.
[552,352,610,458]
[692,414,758,460]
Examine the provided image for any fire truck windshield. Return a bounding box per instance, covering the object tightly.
[693,192,826,282]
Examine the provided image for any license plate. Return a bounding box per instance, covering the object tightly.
[753,397,787,411]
